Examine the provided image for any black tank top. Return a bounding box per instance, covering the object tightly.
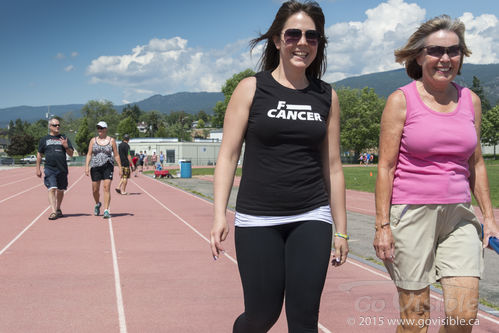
[236,71,332,216]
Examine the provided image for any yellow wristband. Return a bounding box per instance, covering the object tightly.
[334,233,349,240]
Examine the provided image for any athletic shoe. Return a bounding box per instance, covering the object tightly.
[94,202,102,216]
[115,188,121,194]
[48,212,58,220]
[56,209,63,218]
[103,209,110,219]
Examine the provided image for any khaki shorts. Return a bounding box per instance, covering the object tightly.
[384,203,484,290]
[121,166,131,179]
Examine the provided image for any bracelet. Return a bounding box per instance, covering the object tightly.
[334,233,350,240]
[375,222,391,231]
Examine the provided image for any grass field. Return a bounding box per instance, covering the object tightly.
[184,162,498,208]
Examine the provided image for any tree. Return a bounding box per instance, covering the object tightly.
[117,116,140,139]
[212,69,256,128]
[481,104,499,158]
[80,100,119,136]
[470,76,491,113]
[26,120,49,146]
[337,87,385,156]
[196,110,210,123]
[141,110,162,137]
[75,117,93,155]
[6,133,36,156]
[121,104,142,123]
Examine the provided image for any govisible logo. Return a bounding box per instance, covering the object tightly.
[267,101,322,121]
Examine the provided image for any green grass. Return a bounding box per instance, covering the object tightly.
[157,162,498,208]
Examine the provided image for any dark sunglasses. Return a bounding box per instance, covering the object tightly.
[96,126,105,130]
[283,29,321,46]
[50,124,60,127]
[424,45,461,58]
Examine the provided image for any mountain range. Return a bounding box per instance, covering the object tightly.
[1,63,497,127]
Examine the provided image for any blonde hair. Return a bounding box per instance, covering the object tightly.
[395,15,471,80]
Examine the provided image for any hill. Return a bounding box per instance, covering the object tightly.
[333,63,499,104]
[1,63,497,127]
[0,91,224,127]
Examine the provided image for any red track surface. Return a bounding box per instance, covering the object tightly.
[0,167,497,332]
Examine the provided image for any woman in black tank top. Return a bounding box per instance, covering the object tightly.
[210,1,348,332]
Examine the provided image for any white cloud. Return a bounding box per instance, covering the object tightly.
[71,51,79,57]
[87,37,258,101]
[324,0,499,80]
[86,0,499,102]
[325,0,426,80]
[55,52,65,60]
[459,12,499,64]
[64,65,74,72]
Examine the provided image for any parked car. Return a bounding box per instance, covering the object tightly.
[21,155,37,164]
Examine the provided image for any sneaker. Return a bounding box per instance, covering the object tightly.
[115,188,121,194]
[94,202,102,216]
[103,209,110,219]
[56,209,63,218]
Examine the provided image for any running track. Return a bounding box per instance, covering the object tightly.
[0,167,497,332]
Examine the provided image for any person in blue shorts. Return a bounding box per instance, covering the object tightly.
[36,118,74,220]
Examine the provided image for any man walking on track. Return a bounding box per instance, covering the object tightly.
[116,134,134,195]
[36,118,74,220]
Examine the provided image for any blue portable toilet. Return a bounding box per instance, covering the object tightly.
[180,160,192,178]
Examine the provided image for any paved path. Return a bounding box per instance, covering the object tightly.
[175,175,499,310]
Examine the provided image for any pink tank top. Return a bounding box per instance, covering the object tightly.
[391,81,477,204]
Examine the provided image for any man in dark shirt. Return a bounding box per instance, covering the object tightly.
[115,134,134,195]
[36,118,74,220]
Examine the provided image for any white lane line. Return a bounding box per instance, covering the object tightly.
[133,179,333,332]
[347,258,499,325]
[0,173,85,256]
[0,177,33,188]
[107,218,128,333]
[0,183,43,204]
[0,207,50,256]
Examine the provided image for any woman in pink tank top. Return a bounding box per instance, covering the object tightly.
[374,15,498,332]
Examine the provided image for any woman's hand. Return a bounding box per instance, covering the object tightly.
[482,218,499,249]
[373,227,395,262]
[85,168,90,177]
[331,237,349,267]
[210,216,229,260]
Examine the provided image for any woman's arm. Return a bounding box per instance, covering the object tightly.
[322,88,348,266]
[374,90,406,262]
[210,77,255,259]
[85,138,94,176]
[468,91,498,246]
[111,138,123,177]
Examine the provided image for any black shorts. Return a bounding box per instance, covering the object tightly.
[90,162,114,181]
[44,167,68,190]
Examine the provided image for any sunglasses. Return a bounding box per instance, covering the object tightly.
[96,126,106,130]
[283,29,321,46]
[50,124,60,127]
[424,45,461,58]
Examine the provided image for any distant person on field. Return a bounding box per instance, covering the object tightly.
[132,154,139,177]
[36,118,74,220]
[159,151,165,166]
[151,152,157,168]
[138,151,144,173]
[115,134,134,195]
[210,1,348,331]
[85,121,122,219]
[374,15,499,332]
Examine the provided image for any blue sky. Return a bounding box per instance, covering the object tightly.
[1,0,498,108]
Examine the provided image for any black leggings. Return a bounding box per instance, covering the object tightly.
[233,221,332,333]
